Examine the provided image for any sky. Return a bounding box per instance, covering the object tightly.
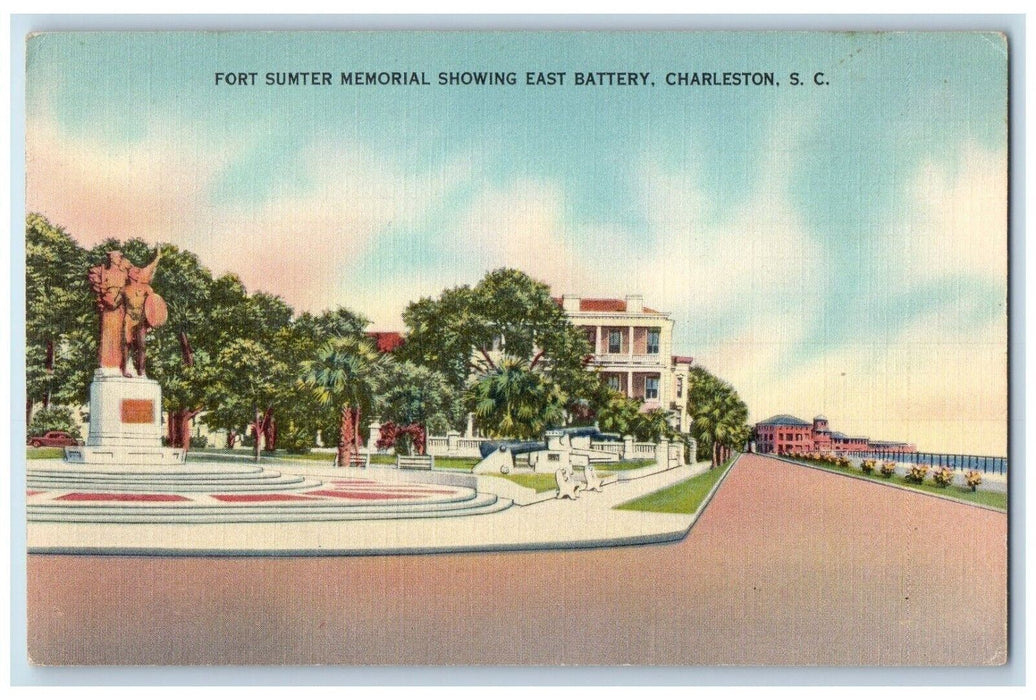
[24,31,1008,455]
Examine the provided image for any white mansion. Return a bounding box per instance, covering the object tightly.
[557,295,693,434]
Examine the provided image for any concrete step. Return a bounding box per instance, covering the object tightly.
[27,491,510,523]
[27,473,321,492]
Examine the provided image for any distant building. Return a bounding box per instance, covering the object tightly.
[753,414,916,456]
[556,295,693,433]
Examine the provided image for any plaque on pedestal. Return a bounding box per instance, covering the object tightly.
[64,369,185,465]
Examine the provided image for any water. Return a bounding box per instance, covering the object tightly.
[860,451,1007,475]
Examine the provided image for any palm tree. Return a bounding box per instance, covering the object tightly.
[466,356,566,439]
[597,390,642,436]
[631,408,674,442]
[688,368,749,468]
[302,336,383,467]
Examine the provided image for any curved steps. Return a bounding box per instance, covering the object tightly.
[27,460,513,523]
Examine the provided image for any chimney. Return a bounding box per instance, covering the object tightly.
[562,295,581,312]
[626,294,644,313]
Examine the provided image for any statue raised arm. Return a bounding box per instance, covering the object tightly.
[88,248,167,377]
[122,250,168,377]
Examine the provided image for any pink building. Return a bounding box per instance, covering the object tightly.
[753,414,916,456]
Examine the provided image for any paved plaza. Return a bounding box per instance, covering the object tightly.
[27,454,1006,666]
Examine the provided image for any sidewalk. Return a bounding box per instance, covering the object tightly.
[27,460,702,556]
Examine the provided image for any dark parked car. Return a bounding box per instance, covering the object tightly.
[27,431,81,448]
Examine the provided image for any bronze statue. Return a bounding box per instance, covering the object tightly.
[88,249,167,377]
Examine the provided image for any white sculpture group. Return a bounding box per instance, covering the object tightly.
[554,464,604,500]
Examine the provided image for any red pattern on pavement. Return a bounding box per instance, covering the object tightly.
[56,493,190,502]
[211,494,318,502]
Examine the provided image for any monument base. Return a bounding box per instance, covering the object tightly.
[64,445,186,465]
[65,368,186,465]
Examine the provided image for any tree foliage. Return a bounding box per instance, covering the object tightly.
[373,360,460,436]
[27,405,83,441]
[401,268,592,391]
[302,335,384,467]
[25,214,93,418]
[465,357,567,439]
[687,366,750,466]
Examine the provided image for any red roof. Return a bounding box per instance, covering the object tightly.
[366,331,405,353]
[671,355,694,365]
[553,297,662,314]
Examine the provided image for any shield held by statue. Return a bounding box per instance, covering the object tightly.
[143,293,168,328]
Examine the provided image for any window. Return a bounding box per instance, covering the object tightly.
[647,328,660,354]
[676,377,683,398]
[606,375,621,391]
[645,377,659,400]
[608,330,622,354]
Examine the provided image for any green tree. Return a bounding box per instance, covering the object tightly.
[28,406,83,442]
[401,268,592,393]
[687,366,750,467]
[596,391,643,436]
[465,357,566,439]
[25,214,93,424]
[302,336,384,467]
[631,408,676,443]
[373,361,461,436]
[204,338,293,463]
[264,306,371,452]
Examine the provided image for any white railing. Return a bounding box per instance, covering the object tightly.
[425,433,489,458]
[593,353,666,367]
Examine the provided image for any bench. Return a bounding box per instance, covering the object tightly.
[397,454,434,470]
[342,452,369,468]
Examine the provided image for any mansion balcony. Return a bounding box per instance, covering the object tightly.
[590,352,669,368]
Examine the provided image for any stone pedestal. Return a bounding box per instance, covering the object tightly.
[64,369,185,465]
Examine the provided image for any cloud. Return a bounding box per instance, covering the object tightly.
[891,141,1007,286]
[26,113,240,247]
[27,111,470,315]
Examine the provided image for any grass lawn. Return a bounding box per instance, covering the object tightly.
[203,450,481,471]
[485,472,559,493]
[26,447,65,460]
[789,458,1007,511]
[614,458,735,514]
[602,459,657,471]
[432,457,480,471]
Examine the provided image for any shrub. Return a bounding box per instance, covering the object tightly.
[964,470,983,491]
[190,434,208,449]
[905,464,929,484]
[28,406,83,441]
[880,461,896,478]
[838,456,851,468]
[861,459,876,474]
[931,466,955,488]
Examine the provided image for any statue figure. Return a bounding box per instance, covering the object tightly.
[555,466,581,500]
[88,249,167,377]
[583,464,603,492]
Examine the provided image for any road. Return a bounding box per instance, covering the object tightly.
[27,454,1007,665]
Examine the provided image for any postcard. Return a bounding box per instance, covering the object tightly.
[22,29,1008,667]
